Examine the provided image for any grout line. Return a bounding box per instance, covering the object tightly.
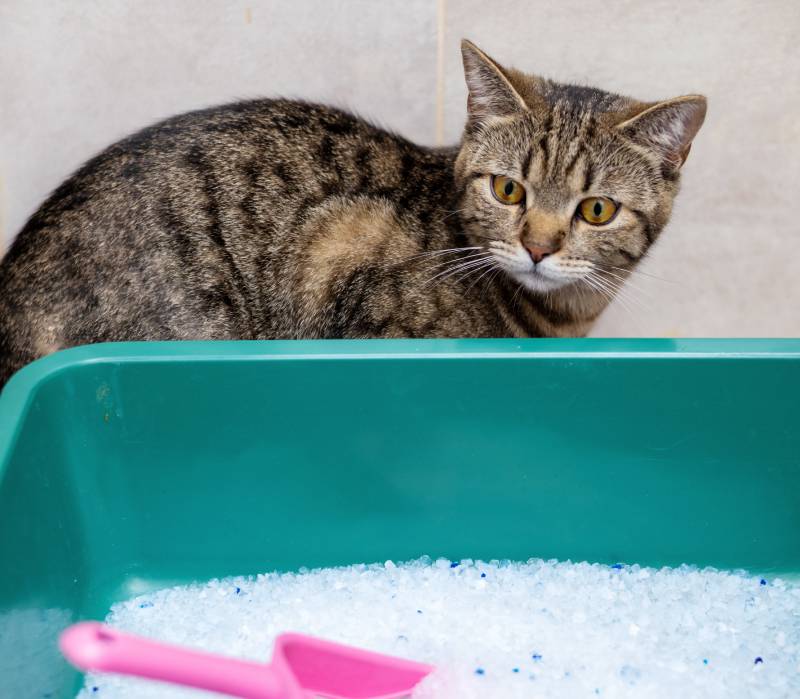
[435,0,446,146]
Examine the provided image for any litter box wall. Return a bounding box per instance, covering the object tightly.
[0,338,799,697]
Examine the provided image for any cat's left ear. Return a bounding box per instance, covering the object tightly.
[616,95,707,172]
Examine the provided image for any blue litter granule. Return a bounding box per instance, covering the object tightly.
[512,668,519,673]
[481,573,487,578]
[532,653,543,661]
[620,665,641,684]
[611,564,623,570]
[417,609,423,614]
[235,586,241,594]
[138,601,154,609]
[703,659,709,665]
[475,668,485,675]
[92,688,99,694]
[450,561,460,568]
[755,657,764,664]
[760,578,768,586]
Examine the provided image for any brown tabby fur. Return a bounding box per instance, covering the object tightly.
[0,41,706,387]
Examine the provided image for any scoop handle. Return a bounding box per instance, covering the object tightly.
[60,622,287,699]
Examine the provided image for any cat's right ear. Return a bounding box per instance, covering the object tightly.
[461,39,528,121]
[616,95,707,172]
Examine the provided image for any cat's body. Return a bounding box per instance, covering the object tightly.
[0,41,706,387]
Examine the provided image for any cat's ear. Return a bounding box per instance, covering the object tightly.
[616,95,707,171]
[461,39,528,121]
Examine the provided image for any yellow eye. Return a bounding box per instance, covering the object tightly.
[577,197,618,225]
[490,175,525,205]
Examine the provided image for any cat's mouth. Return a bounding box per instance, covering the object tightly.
[510,266,573,293]
[488,245,579,293]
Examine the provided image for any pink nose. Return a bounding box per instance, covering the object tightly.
[526,245,556,264]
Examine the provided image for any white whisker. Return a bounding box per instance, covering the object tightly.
[608,265,679,285]
[450,259,497,287]
[511,282,525,312]
[423,255,494,288]
[439,208,468,222]
[426,250,494,270]
[587,272,645,315]
[583,273,622,310]
[426,256,493,282]
[464,263,500,295]
[596,271,653,313]
[593,268,656,302]
[403,246,481,263]
[483,268,504,300]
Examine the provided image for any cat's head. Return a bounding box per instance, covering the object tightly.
[454,40,706,295]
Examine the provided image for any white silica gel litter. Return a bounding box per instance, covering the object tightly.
[77,558,800,699]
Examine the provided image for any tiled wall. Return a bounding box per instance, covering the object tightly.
[1,1,798,336]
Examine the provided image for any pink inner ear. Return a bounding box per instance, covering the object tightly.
[280,639,431,698]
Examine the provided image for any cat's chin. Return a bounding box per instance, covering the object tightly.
[510,270,572,294]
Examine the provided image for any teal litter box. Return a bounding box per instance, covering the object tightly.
[0,338,798,697]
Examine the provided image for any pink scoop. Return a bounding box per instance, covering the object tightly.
[60,622,433,699]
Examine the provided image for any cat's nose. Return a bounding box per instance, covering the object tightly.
[526,245,556,264]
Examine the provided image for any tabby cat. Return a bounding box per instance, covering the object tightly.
[0,41,706,386]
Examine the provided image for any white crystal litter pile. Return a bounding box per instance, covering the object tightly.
[77,557,800,698]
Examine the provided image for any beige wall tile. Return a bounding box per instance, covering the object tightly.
[0,0,438,247]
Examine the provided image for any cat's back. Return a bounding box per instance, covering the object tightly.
[3,99,451,268]
[0,99,455,384]
[5,98,433,245]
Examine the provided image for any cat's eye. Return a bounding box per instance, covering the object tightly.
[490,175,525,205]
[577,197,618,225]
